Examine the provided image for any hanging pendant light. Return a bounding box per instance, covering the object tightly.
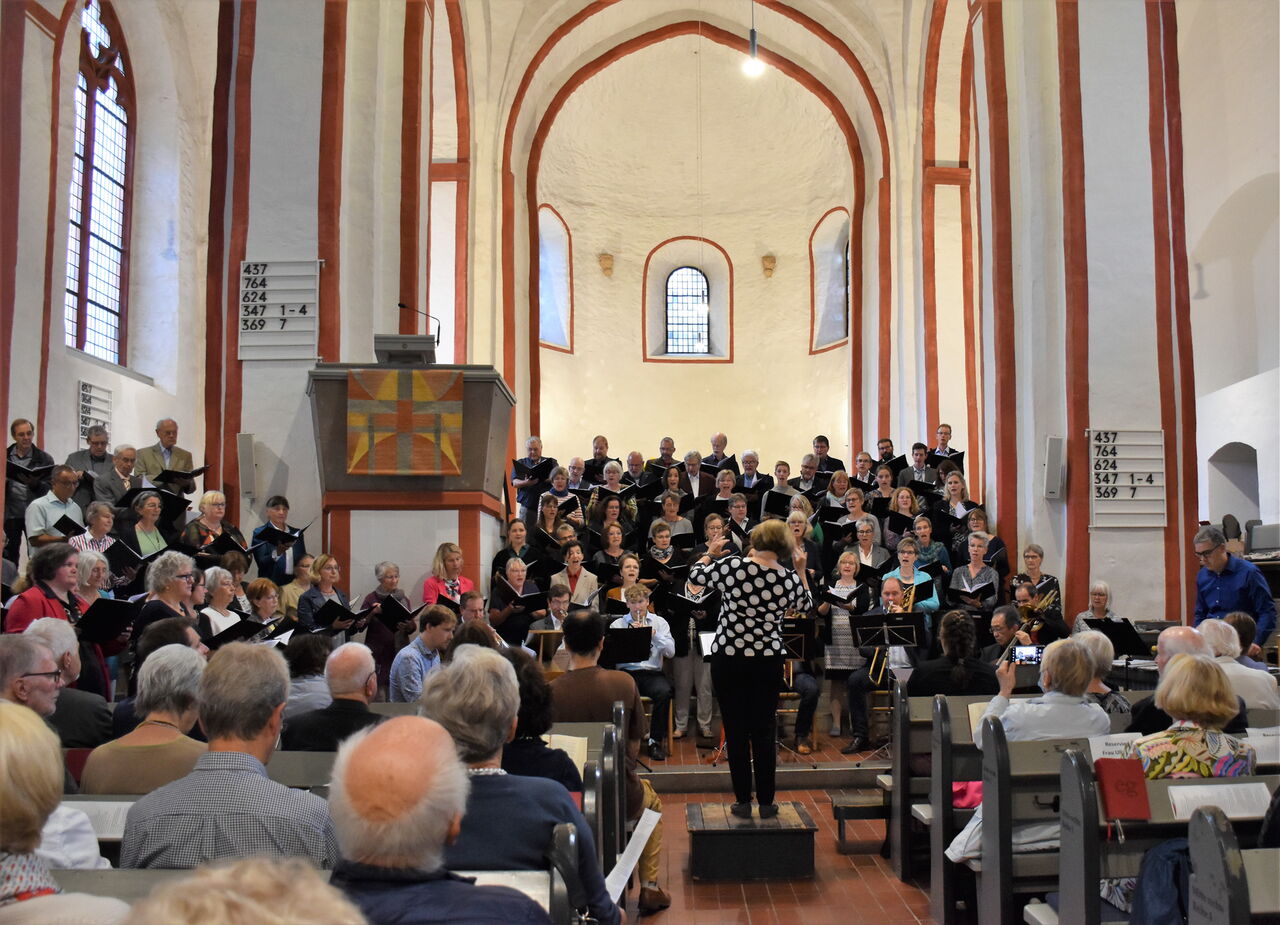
[742,1,765,76]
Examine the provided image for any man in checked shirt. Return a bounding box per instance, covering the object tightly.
[121,643,338,869]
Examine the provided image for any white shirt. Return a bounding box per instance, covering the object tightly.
[201,607,242,636]
[1213,655,1280,709]
[38,804,112,870]
[609,613,675,672]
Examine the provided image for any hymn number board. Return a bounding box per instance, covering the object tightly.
[237,260,320,360]
[1089,429,1166,528]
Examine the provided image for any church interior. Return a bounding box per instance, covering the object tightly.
[1,0,1278,921]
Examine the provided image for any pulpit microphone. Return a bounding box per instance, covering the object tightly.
[397,302,442,344]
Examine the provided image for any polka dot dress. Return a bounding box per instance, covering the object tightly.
[689,555,811,657]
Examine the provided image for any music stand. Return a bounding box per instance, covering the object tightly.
[778,617,818,768]
[1084,617,1151,689]
[850,613,928,760]
[599,626,652,669]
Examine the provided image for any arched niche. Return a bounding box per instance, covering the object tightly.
[1207,441,1260,525]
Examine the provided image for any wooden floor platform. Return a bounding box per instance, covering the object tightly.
[687,801,819,881]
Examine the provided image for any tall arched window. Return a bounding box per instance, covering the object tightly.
[665,266,710,354]
[64,0,134,365]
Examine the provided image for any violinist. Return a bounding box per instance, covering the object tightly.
[1012,581,1069,643]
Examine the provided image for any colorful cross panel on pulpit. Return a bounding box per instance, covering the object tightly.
[346,370,463,475]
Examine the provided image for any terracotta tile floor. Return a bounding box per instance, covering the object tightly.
[623,789,931,924]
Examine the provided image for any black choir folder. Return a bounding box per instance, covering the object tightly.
[77,597,138,645]
[156,464,210,484]
[5,461,53,486]
[53,515,87,539]
[511,458,555,482]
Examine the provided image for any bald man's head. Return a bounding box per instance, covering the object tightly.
[329,716,468,869]
[325,642,376,700]
[1156,625,1210,673]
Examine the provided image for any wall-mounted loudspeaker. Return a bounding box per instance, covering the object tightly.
[1043,436,1065,500]
[236,433,257,503]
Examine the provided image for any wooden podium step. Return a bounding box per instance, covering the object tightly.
[686,801,818,880]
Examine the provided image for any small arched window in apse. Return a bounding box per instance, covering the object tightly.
[64,0,135,365]
[665,266,710,355]
[810,207,851,351]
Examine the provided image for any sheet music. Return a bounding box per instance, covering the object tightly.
[605,808,661,902]
[1168,782,1272,821]
[65,800,133,840]
[544,734,589,774]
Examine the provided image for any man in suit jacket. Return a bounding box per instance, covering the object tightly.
[136,418,197,495]
[788,455,820,493]
[646,436,679,471]
[24,618,113,748]
[92,444,137,515]
[678,451,715,499]
[281,643,383,751]
[811,435,845,474]
[64,424,114,513]
[897,443,939,487]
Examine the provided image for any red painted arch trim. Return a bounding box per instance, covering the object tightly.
[317,0,347,363]
[445,0,469,363]
[808,206,851,355]
[980,0,1018,554]
[922,0,947,168]
[920,0,948,434]
[960,22,982,493]
[399,0,427,335]
[1159,1,1199,611]
[25,1,59,36]
[1144,1,1183,616]
[536,203,574,355]
[876,177,892,437]
[1056,0,1091,619]
[217,0,256,524]
[524,21,864,433]
[0,0,30,452]
[202,0,236,506]
[640,235,735,365]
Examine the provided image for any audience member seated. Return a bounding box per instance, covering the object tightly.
[945,639,1110,861]
[1197,618,1280,709]
[328,715,550,925]
[422,541,475,607]
[446,621,502,659]
[114,617,208,734]
[283,633,336,720]
[1127,625,1250,735]
[1099,653,1259,914]
[23,618,111,748]
[906,610,999,697]
[297,553,355,633]
[82,644,207,793]
[420,646,622,925]
[282,642,383,752]
[121,642,338,868]
[390,605,458,703]
[0,634,63,721]
[4,542,82,634]
[131,857,366,925]
[130,550,198,643]
[1071,579,1118,634]
[250,494,308,585]
[0,701,128,924]
[1074,629,1131,715]
[179,489,247,551]
[500,647,583,792]
[1225,611,1270,671]
[551,610,668,915]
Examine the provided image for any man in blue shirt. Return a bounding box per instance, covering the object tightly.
[389,605,457,702]
[609,584,675,760]
[1193,525,1276,657]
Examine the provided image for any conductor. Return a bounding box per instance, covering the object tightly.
[690,519,812,819]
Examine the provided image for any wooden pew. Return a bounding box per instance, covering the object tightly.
[929,694,992,925]
[368,701,419,717]
[54,824,581,925]
[976,718,1090,925]
[266,750,335,790]
[887,679,931,878]
[1056,749,1279,925]
[1188,806,1280,925]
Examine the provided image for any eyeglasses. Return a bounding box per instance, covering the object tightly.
[176,573,195,581]
[1194,544,1223,560]
[21,670,62,683]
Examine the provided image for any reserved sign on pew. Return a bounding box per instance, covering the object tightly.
[1246,726,1280,765]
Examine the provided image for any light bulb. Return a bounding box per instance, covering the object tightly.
[742,55,765,77]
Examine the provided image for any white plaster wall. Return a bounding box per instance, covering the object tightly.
[534,36,854,467]
[1077,0,1168,619]
[237,0,326,527]
[349,509,458,606]
[1197,368,1280,524]
[478,510,502,597]
[932,184,970,451]
[430,3,457,161]
[12,1,215,467]
[428,180,457,362]
[1003,0,1067,568]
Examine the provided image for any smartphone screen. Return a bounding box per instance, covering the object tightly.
[1014,644,1044,665]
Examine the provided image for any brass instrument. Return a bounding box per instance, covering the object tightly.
[1033,588,1059,612]
[902,582,917,613]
